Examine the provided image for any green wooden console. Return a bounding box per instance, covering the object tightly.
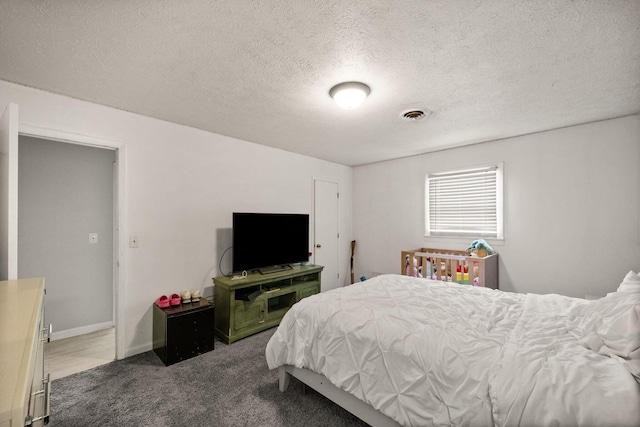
[213,264,323,344]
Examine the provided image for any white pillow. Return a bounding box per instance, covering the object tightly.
[595,294,640,357]
[577,291,640,379]
[617,270,640,293]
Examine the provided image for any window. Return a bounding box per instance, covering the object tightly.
[425,163,503,239]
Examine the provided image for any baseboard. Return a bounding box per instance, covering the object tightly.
[126,342,153,358]
[51,321,114,341]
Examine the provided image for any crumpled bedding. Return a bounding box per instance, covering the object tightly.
[265,274,640,426]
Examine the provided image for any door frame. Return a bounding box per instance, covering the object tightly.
[312,177,340,290]
[1,103,19,280]
[19,124,127,360]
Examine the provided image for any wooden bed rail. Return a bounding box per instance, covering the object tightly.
[401,248,498,289]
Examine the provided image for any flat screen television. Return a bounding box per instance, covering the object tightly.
[232,212,309,274]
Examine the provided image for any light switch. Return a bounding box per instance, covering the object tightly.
[129,236,139,248]
[89,233,98,243]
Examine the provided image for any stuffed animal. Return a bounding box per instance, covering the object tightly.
[440,261,448,280]
[466,239,494,257]
[405,254,423,278]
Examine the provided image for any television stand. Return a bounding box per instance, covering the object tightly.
[213,264,323,343]
[257,264,293,275]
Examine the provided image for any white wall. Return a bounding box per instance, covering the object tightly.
[0,80,353,357]
[353,115,640,298]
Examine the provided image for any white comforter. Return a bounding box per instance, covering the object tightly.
[265,274,640,426]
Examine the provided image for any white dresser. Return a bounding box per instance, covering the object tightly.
[0,277,50,427]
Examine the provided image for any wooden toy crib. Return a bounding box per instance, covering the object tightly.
[401,248,498,289]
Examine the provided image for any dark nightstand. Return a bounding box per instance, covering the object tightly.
[152,298,215,366]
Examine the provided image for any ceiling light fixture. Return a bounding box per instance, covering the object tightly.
[329,82,370,109]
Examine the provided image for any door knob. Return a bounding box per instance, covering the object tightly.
[316,244,322,248]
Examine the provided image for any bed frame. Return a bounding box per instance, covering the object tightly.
[278,365,401,427]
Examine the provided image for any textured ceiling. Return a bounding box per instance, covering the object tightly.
[0,1,638,166]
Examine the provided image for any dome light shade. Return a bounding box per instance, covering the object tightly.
[329,82,370,109]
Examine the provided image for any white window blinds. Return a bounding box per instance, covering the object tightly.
[426,164,503,238]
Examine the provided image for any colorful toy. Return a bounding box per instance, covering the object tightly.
[405,254,423,278]
[456,265,469,284]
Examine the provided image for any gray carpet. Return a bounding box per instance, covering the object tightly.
[50,328,368,427]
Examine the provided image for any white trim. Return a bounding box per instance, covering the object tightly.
[18,123,127,360]
[495,161,504,239]
[1,103,19,279]
[126,342,153,357]
[50,321,114,341]
[425,162,504,240]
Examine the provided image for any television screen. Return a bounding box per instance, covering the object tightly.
[232,213,309,273]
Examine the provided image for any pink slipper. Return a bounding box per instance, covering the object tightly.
[155,295,170,308]
[170,293,181,306]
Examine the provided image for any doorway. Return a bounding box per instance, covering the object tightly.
[313,178,340,292]
[1,104,126,361]
[19,136,116,343]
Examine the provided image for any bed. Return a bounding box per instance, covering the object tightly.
[265,273,640,426]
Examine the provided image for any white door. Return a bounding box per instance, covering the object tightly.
[0,103,19,280]
[314,179,339,292]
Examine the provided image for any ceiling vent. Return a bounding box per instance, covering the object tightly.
[401,110,430,121]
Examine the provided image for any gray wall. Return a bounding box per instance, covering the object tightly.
[18,136,115,335]
[353,115,640,298]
